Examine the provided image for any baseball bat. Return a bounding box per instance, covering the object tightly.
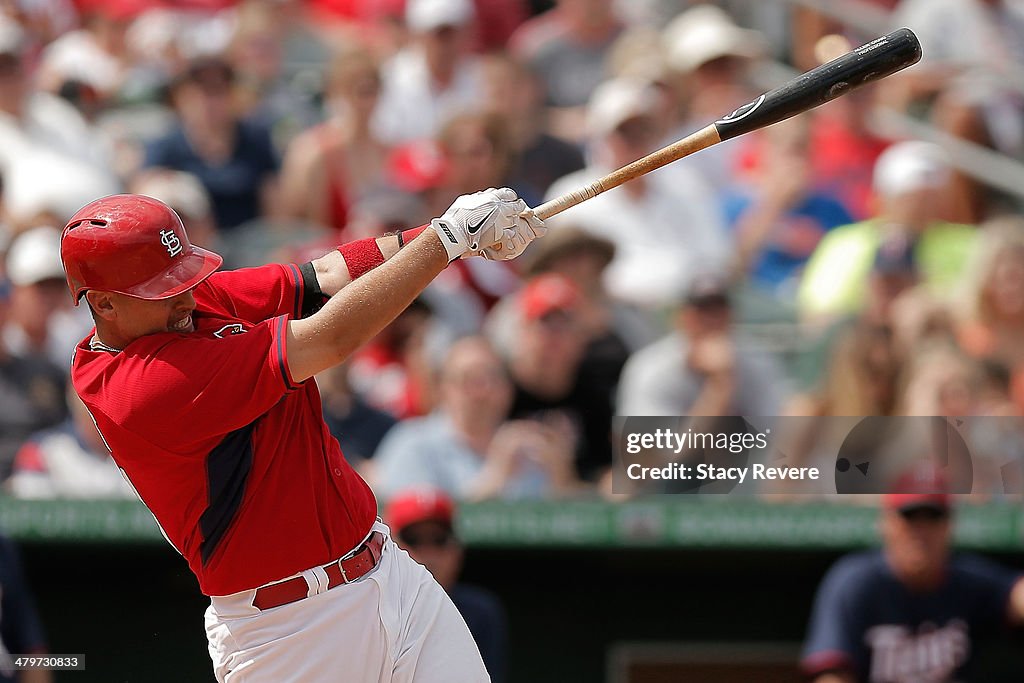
[531,28,923,221]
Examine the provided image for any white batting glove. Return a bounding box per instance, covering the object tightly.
[480,209,547,261]
[430,188,524,262]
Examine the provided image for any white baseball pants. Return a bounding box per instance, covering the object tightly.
[204,521,490,682]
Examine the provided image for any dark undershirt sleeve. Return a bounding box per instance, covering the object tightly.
[298,262,328,319]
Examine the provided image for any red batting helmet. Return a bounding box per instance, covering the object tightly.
[60,194,223,305]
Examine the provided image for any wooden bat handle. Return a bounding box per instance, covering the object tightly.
[530,125,722,221]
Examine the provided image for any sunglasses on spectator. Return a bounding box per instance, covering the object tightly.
[399,530,455,548]
[689,294,730,310]
[898,506,949,523]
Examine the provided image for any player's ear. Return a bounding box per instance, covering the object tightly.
[85,291,116,321]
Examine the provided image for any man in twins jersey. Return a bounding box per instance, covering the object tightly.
[58,189,545,682]
[802,467,1024,683]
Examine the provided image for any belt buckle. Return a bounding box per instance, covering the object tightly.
[339,559,349,583]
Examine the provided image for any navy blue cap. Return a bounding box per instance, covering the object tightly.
[873,234,918,275]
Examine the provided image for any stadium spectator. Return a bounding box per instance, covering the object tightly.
[437,110,538,206]
[724,116,853,298]
[0,21,118,229]
[517,225,657,352]
[385,486,508,683]
[4,226,90,369]
[660,3,766,190]
[0,533,51,683]
[480,54,585,199]
[374,335,578,499]
[899,346,983,417]
[798,141,977,321]
[796,325,905,450]
[957,217,1024,412]
[372,0,484,144]
[928,80,1007,224]
[0,16,106,165]
[347,297,436,420]
[144,56,281,231]
[545,76,727,309]
[509,0,624,137]
[226,0,324,142]
[617,272,789,417]
[802,463,1024,683]
[280,46,389,235]
[790,0,901,71]
[7,388,134,499]
[36,0,140,104]
[485,229,654,420]
[805,86,892,222]
[890,0,1024,134]
[502,274,614,480]
[119,2,238,97]
[6,0,78,47]
[892,351,1024,499]
[0,279,67,481]
[791,237,920,418]
[316,361,397,472]
[771,27,899,221]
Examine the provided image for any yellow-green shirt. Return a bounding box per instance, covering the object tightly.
[798,220,977,318]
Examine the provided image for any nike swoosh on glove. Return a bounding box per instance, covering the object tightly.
[430,188,524,262]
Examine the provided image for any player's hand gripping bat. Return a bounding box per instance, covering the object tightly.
[529,28,923,221]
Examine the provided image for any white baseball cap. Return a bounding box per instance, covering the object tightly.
[873,141,951,198]
[586,77,660,139]
[0,19,24,58]
[6,226,65,287]
[406,0,474,32]
[663,4,766,73]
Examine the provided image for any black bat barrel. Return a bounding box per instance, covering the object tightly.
[714,28,922,141]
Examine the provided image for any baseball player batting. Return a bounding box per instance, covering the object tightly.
[58,29,924,682]
[59,189,544,682]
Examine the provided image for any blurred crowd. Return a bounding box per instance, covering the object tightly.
[1,0,1024,502]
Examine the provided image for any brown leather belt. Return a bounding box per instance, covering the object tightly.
[252,532,385,611]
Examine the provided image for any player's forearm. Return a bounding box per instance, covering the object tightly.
[313,229,424,297]
[286,230,447,382]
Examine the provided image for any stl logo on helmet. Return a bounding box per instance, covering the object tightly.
[160,229,183,258]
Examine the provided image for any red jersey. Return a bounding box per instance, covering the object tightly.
[71,263,377,596]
